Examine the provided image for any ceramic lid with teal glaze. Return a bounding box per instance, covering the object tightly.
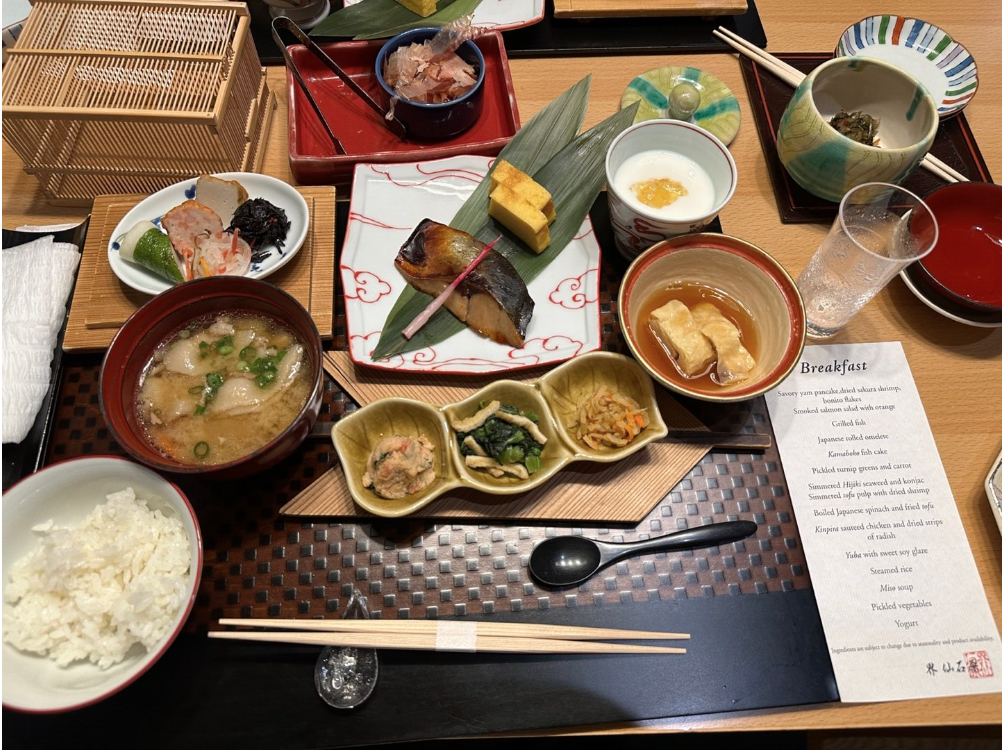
[621,66,741,146]
[835,15,978,119]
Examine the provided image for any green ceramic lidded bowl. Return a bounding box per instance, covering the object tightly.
[776,57,939,202]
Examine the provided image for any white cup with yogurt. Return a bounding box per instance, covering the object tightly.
[605,119,738,261]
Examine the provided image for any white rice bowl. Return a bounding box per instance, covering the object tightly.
[2,457,202,713]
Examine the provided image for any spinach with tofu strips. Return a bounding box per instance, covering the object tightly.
[453,401,547,480]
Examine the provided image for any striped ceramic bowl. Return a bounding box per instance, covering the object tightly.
[835,15,977,118]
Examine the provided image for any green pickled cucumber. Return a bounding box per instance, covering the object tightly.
[119,221,185,284]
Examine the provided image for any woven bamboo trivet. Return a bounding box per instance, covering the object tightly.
[63,186,336,351]
[280,351,711,522]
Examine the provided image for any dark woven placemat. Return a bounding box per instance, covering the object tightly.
[22,199,835,745]
[45,235,810,630]
[740,53,994,223]
[248,0,767,64]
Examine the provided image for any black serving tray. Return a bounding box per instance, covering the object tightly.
[250,0,767,64]
[739,54,993,223]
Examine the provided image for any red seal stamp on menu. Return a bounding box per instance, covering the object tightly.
[964,651,994,678]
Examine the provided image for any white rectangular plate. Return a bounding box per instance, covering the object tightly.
[342,155,602,375]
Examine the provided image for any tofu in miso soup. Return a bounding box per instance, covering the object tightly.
[136,314,312,465]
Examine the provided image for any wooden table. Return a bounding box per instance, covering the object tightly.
[3,0,999,737]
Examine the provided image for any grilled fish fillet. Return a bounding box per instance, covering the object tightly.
[395,219,534,347]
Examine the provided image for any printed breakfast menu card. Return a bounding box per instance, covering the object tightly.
[765,342,1001,703]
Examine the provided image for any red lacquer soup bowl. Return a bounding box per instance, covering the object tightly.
[100,277,323,479]
[912,182,1002,313]
[618,233,806,403]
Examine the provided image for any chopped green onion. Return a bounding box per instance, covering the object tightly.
[239,346,257,361]
[236,360,250,372]
[255,371,276,388]
[193,441,210,458]
[178,329,191,339]
[194,405,206,416]
[250,357,277,375]
[188,385,205,395]
[218,344,233,355]
[199,341,209,350]
[205,372,224,389]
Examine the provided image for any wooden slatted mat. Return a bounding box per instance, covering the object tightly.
[63,186,336,351]
[321,351,542,406]
[280,351,711,522]
[552,0,747,18]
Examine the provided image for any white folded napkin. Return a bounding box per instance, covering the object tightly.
[2,235,81,443]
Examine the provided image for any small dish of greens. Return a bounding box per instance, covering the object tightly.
[452,400,547,480]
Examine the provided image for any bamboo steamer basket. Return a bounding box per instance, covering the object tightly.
[2,0,275,205]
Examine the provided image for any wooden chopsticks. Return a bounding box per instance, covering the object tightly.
[211,618,689,656]
[219,618,689,641]
[713,27,968,184]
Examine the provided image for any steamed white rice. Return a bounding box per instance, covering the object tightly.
[3,487,191,669]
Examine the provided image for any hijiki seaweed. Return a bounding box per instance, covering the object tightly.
[227,199,291,263]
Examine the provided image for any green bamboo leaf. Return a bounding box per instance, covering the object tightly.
[449,76,591,232]
[311,0,482,40]
[371,88,640,361]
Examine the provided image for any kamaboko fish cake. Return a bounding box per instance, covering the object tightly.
[691,302,756,385]
[648,299,715,376]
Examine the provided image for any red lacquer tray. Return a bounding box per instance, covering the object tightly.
[287,31,520,185]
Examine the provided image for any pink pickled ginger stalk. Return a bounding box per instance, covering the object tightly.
[402,235,501,340]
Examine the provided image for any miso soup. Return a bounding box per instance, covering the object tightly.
[137,313,312,466]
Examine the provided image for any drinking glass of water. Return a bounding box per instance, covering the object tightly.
[797,183,938,339]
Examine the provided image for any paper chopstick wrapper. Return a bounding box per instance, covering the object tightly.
[434,621,479,652]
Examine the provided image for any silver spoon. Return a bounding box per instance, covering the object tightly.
[314,589,378,709]
[528,520,758,588]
